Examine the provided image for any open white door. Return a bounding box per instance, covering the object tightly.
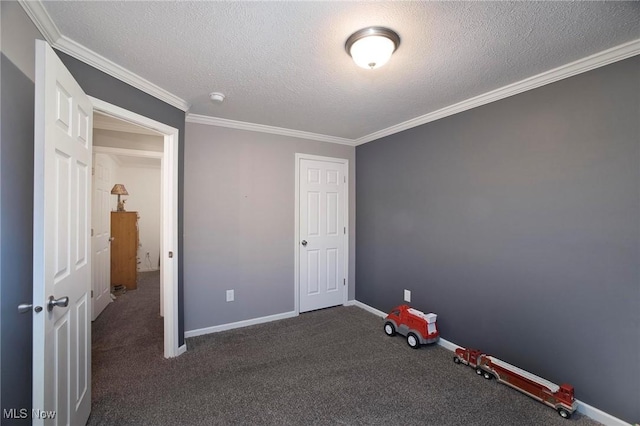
[33,40,92,425]
[91,153,112,320]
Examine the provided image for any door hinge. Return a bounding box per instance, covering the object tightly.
[168,251,173,258]
[91,228,94,237]
[344,176,346,183]
[344,227,346,234]
[343,278,346,286]
[91,290,94,298]
[91,167,95,176]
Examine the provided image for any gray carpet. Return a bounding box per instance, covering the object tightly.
[89,273,601,425]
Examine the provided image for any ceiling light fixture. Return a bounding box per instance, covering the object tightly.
[345,27,400,70]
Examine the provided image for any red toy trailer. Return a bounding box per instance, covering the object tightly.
[384,305,439,348]
[454,347,577,419]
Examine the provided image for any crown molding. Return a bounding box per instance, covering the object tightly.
[18,0,61,43]
[188,39,639,147]
[18,0,190,112]
[19,0,639,145]
[355,38,640,145]
[55,36,189,111]
[186,114,356,146]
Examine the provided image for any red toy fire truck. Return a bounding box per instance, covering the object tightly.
[383,305,439,348]
[454,347,577,419]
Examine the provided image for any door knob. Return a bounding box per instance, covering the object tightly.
[18,303,43,313]
[47,296,69,312]
[301,240,308,246]
[109,237,115,242]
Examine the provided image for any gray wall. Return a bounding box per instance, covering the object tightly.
[356,56,639,423]
[0,1,42,420]
[184,124,355,331]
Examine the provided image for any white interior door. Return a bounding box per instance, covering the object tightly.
[91,153,111,320]
[299,157,347,313]
[33,40,92,425]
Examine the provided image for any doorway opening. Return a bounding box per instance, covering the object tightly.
[92,112,163,319]
[90,97,181,358]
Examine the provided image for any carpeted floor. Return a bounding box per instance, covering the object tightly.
[88,272,601,425]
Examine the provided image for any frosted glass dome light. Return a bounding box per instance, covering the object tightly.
[345,27,400,70]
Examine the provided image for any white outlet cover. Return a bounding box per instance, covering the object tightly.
[226,289,234,302]
[404,289,411,303]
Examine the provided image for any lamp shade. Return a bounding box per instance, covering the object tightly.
[346,27,400,70]
[110,184,129,196]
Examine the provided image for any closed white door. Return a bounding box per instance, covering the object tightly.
[33,41,92,425]
[91,153,111,320]
[299,157,347,313]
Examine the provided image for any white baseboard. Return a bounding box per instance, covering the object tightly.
[437,337,461,352]
[185,301,363,339]
[177,344,187,356]
[351,300,387,317]
[351,300,631,426]
[576,402,633,426]
[185,310,298,338]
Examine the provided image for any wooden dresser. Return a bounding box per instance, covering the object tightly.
[111,211,139,290]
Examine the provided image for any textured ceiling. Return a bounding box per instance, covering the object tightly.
[42,1,639,141]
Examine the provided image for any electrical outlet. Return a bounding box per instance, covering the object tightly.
[226,289,234,302]
[404,289,411,303]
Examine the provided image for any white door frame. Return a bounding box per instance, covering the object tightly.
[90,96,182,358]
[294,153,349,314]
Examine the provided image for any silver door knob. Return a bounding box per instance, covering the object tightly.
[47,296,69,312]
[301,240,308,246]
[18,303,43,313]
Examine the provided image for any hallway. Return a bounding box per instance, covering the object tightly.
[89,271,164,424]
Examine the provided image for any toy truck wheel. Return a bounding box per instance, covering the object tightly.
[383,322,396,336]
[407,333,420,349]
[557,408,571,419]
[453,356,461,364]
[482,371,493,380]
[476,367,483,375]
